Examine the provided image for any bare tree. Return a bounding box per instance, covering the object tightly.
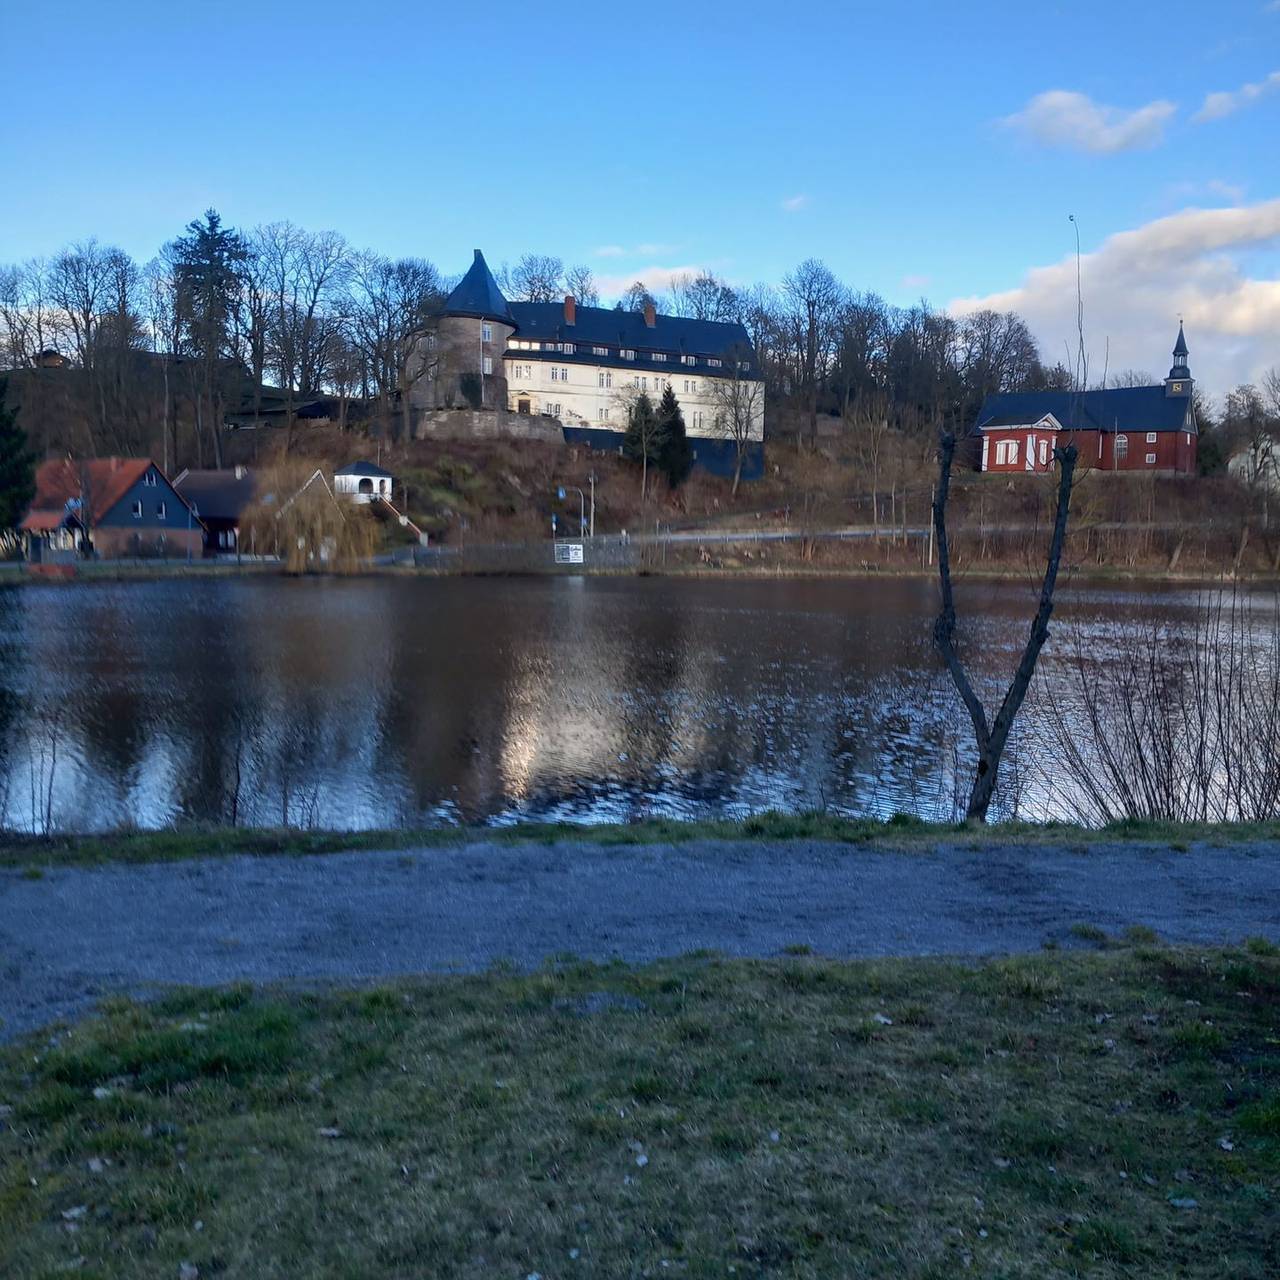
[1108,368,1157,388]
[669,270,739,322]
[563,264,600,307]
[509,254,564,303]
[707,344,764,495]
[781,258,843,449]
[932,432,1079,822]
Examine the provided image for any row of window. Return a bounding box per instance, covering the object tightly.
[507,365,705,397]
[506,337,737,368]
[993,431,1165,468]
[132,500,169,519]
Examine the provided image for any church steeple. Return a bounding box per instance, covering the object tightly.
[1165,321,1192,397]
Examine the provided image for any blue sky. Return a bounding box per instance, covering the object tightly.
[3,0,1277,392]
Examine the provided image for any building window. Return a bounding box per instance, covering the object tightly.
[143,472,157,487]
[131,500,142,518]
[994,439,1019,466]
[550,367,558,381]
[682,354,696,366]
[597,371,611,388]
[1146,432,1157,443]
[483,356,493,375]
[1039,439,1048,466]
[157,501,167,520]
[652,352,666,362]
[691,380,698,393]
[562,342,574,355]
[1115,434,1128,461]
[482,323,492,342]
[561,368,568,381]
[1146,452,1157,465]
[426,332,437,350]
[621,348,635,360]
[601,409,610,423]
[738,360,750,371]
[707,358,722,368]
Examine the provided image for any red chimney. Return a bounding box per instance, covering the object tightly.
[643,301,656,328]
[564,294,576,325]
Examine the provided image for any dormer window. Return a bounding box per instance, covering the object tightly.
[562,342,575,355]
[621,348,635,360]
[592,346,608,356]
[143,472,157,487]
[652,352,666,362]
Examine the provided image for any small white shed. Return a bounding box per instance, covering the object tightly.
[334,460,394,503]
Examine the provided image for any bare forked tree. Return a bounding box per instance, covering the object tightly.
[932,432,1079,822]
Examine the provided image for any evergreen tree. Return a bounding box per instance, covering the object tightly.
[623,392,660,498]
[0,380,35,532]
[655,383,693,489]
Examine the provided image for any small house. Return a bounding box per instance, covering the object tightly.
[334,460,394,503]
[173,466,257,555]
[21,458,202,559]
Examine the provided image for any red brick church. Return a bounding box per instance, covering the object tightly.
[974,325,1198,475]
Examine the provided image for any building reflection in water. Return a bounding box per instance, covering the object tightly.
[0,575,1226,833]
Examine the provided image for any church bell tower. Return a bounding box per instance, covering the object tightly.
[1165,322,1192,398]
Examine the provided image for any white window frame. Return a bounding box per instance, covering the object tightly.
[592,346,608,356]
[995,439,1019,466]
[482,356,493,375]
[157,501,167,520]
[707,357,722,368]
[1039,439,1048,466]
[1146,432,1157,444]
[621,348,635,360]
[652,352,666,362]
[131,500,142,518]
[482,323,493,342]
[562,342,574,355]
[598,371,611,388]
[1115,434,1129,461]
[1145,452,1157,465]
[143,472,157,487]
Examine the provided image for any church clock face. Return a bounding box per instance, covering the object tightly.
[1172,382,1183,392]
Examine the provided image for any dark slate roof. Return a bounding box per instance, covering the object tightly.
[442,250,514,325]
[508,302,755,362]
[173,469,256,521]
[974,386,1196,436]
[1173,322,1188,359]
[335,460,393,478]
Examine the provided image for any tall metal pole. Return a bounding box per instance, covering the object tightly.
[589,472,595,538]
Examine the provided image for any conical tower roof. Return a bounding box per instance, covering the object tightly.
[442,250,513,325]
[1173,321,1188,359]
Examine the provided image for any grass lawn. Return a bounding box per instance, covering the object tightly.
[5,812,1280,870]
[2,939,1278,1278]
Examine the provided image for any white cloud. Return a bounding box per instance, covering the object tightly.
[596,265,705,300]
[781,194,809,212]
[950,199,1280,394]
[593,242,677,259]
[1192,69,1280,121]
[1001,90,1176,153]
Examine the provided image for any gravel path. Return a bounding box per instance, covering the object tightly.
[3,838,1279,1040]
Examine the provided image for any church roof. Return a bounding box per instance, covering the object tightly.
[1173,322,1188,359]
[441,250,514,325]
[974,386,1196,436]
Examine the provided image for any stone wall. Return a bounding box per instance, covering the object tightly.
[412,408,564,444]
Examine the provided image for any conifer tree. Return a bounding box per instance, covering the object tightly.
[0,380,35,532]
[655,382,693,489]
[623,391,660,498]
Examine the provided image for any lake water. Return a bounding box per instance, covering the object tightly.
[0,574,1235,833]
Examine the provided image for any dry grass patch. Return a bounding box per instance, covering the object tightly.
[2,946,1278,1277]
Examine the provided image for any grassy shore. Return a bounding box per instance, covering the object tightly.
[1,938,1277,1278]
[4,813,1280,871]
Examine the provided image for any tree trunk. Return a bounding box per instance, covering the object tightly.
[933,432,1078,822]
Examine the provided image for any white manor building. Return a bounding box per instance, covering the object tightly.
[409,251,765,478]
